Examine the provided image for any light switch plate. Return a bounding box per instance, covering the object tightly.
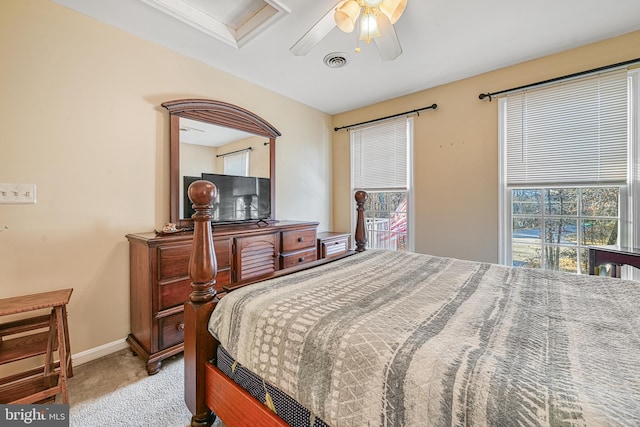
[0,183,37,204]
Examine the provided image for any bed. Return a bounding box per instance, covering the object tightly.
[183,180,640,427]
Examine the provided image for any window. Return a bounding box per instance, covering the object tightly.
[500,68,640,276]
[223,150,249,176]
[351,117,413,251]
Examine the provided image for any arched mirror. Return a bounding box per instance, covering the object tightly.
[162,99,280,227]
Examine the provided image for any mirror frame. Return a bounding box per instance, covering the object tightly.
[162,99,281,227]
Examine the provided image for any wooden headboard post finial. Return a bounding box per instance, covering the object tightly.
[184,180,218,427]
[355,191,368,252]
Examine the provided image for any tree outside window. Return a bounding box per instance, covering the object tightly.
[512,187,619,273]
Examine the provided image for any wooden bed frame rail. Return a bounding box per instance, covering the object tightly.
[184,181,368,426]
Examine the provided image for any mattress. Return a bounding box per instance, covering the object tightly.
[217,345,329,427]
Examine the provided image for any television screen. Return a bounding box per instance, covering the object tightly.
[193,173,271,223]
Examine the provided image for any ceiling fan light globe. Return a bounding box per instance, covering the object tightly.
[359,12,381,41]
[379,0,407,24]
[363,0,384,6]
[334,0,361,33]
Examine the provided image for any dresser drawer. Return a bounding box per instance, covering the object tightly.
[156,237,231,310]
[318,233,350,259]
[235,233,278,282]
[158,311,185,350]
[214,269,231,291]
[214,237,231,268]
[280,248,317,269]
[281,228,317,252]
[158,278,190,311]
[158,268,231,310]
[157,244,191,281]
[157,238,230,282]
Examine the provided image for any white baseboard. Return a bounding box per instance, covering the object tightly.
[72,338,130,366]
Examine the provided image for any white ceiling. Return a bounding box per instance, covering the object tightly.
[179,117,257,146]
[51,0,640,115]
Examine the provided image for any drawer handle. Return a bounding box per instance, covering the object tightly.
[298,237,304,242]
[298,257,305,263]
[176,322,185,332]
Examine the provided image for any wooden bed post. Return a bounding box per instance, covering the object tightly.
[184,180,218,427]
[181,188,368,427]
[354,191,368,252]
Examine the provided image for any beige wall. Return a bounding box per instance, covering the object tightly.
[213,135,271,178]
[181,143,217,178]
[332,30,640,263]
[0,0,332,361]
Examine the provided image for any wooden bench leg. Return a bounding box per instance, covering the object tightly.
[44,309,56,382]
[55,306,69,404]
[62,305,73,378]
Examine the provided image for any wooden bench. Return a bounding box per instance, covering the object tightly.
[0,288,73,404]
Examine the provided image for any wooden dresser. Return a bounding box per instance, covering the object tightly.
[126,221,320,374]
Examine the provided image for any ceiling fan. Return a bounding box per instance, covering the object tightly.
[290,0,407,61]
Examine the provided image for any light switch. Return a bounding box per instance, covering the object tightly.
[0,183,36,204]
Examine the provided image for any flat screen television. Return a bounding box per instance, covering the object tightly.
[183,173,271,223]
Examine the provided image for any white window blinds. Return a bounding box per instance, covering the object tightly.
[223,151,249,176]
[352,118,408,189]
[505,70,628,186]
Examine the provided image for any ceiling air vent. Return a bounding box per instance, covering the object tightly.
[323,52,350,68]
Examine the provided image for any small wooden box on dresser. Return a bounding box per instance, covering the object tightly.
[126,221,321,374]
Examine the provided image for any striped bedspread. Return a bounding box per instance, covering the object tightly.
[208,250,640,426]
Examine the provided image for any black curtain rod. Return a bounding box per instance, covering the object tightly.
[334,104,438,131]
[215,146,253,158]
[478,57,640,101]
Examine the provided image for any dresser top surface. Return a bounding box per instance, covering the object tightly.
[127,220,320,243]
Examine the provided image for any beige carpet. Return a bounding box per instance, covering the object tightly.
[65,349,197,427]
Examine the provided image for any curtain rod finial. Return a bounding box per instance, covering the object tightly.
[479,93,492,101]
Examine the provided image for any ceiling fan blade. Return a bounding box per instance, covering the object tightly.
[374,13,402,61]
[290,1,345,56]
